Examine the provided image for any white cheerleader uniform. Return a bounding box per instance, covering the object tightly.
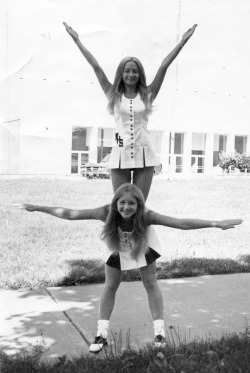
[108,94,160,169]
[106,225,162,271]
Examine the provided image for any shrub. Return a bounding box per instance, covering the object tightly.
[219,152,236,171]
[219,151,250,172]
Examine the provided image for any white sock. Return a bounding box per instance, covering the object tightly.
[97,320,110,339]
[153,319,165,337]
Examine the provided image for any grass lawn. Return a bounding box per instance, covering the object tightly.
[1,327,250,372]
[1,176,250,289]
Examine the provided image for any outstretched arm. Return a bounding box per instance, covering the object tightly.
[148,24,197,102]
[148,211,242,230]
[63,22,112,95]
[13,203,108,222]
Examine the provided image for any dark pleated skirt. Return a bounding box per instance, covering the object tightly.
[106,247,161,270]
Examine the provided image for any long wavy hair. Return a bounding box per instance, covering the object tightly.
[101,184,149,259]
[107,57,153,115]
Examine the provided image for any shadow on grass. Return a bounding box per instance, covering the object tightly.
[60,255,250,286]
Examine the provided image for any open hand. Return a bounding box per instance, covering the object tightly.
[63,22,79,42]
[13,203,35,212]
[216,219,243,230]
[181,24,197,43]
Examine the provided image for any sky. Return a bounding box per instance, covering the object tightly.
[1,0,250,133]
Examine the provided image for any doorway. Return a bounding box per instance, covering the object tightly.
[191,155,204,173]
[71,152,89,174]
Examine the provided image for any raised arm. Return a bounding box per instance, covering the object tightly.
[63,22,112,95]
[148,211,242,230]
[148,24,197,102]
[14,203,108,222]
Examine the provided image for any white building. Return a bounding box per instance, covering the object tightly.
[1,88,249,177]
[1,0,250,177]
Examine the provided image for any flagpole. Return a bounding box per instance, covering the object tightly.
[169,0,182,180]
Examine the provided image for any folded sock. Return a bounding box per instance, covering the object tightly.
[97,320,110,339]
[153,319,165,337]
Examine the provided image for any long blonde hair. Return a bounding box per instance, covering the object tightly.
[101,184,149,259]
[107,57,153,115]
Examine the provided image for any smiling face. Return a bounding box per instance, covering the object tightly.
[117,192,138,220]
[122,61,140,88]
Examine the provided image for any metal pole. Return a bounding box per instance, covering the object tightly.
[169,0,182,180]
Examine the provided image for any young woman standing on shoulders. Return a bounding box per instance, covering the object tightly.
[63,22,197,200]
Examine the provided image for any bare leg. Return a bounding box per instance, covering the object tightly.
[99,264,122,320]
[111,168,132,193]
[139,261,163,320]
[133,167,154,201]
[111,167,154,201]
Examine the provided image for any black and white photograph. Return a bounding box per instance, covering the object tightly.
[1,0,250,371]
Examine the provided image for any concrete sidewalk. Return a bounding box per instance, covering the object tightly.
[0,273,249,359]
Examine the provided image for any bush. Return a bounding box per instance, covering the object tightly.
[237,153,250,171]
[219,151,250,172]
[59,257,250,286]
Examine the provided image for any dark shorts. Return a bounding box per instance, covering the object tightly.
[106,247,161,270]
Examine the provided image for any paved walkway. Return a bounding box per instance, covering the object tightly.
[0,273,249,359]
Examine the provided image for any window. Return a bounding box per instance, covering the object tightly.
[71,153,78,174]
[168,132,184,173]
[192,156,205,174]
[213,134,227,166]
[192,133,205,155]
[71,127,90,174]
[81,153,89,164]
[174,133,184,154]
[72,127,89,151]
[97,128,115,162]
[175,156,183,173]
[235,136,247,154]
[191,133,206,173]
